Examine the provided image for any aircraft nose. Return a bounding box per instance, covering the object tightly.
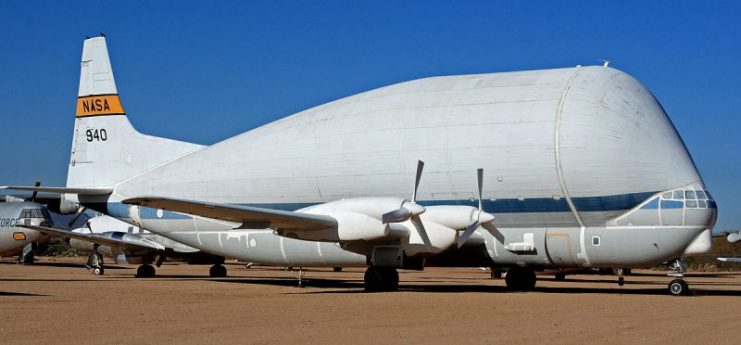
[661,186,717,229]
[612,184,717,230]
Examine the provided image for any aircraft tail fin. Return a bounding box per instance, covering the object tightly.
[67,36,203,189]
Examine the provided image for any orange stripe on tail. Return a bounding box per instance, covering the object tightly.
[76,94,125,117]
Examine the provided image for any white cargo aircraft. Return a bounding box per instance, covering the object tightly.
[7,36,717,295]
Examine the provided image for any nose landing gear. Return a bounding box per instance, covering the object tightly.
[667,259,691,296]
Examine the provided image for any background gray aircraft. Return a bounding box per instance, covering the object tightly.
[24,214,227,277]
[0,197,52,263]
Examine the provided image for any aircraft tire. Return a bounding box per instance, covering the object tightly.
[209,264,227,278]
[93,267,104,275]
[505,267,536,291]
[333,267,343,272]
[364,266,383,291]
[136,264,156,278]
[364,266,398,292]
[668,278,690,296]
[555,272,566,281]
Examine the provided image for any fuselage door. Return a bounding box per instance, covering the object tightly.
[545,229,577,266]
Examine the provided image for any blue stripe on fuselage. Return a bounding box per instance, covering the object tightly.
[83,191,658,220]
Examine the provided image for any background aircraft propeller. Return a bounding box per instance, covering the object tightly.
[30,181,41,202]
[67,206,90,228]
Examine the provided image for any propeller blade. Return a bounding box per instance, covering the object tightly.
[67,206,88,227]
[412,160,424,203]
[477,168,483,211]
[30,181,41,202]
[457,220,480,248]
[382,160,426,224]
[382,208,412,224]
[410,215,431,246]
[482,222,505,244]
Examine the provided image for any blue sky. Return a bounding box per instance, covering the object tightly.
[0,1,739,231]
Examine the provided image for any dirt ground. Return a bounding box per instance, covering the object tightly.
[1,257,739,345]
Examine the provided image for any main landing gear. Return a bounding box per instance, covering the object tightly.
[86,251,104,275]
[209,264,228,278]
[505,267,537,291]
[667,259,691,296]
[136,264,156,278]
[364,266,399,292]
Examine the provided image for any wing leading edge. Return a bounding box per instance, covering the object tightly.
[2,186,113,195]
[20,225,165,251]
[122,196,337,232]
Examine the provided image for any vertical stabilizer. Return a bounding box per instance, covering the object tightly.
[67,36,203,189]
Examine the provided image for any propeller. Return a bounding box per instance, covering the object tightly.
[67,206,89,228]
[381,160,427,223]
[381,160,430,245]
[30,180,41,202]
[457,168,499,248]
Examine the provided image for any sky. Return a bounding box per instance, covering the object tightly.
[0,1,739,231]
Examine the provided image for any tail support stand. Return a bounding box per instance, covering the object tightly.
[617,268,625,287]
[297,267,305,288]
[19,242,35,264]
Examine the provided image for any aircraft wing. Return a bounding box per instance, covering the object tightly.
[122,196,337,232]
[1,186,112,196]
[20,225,165,251]
[717,257,741,263]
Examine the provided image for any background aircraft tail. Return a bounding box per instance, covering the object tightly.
[67,36,203,189]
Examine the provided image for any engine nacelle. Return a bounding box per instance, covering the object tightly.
[58,194,81,214]
[293,197,406,242]
[291,198,483,256]
[423,205,479,230]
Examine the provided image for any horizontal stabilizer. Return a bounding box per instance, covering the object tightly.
[123,196,337,232]
[1,186,112,196]
[21,225,165,251]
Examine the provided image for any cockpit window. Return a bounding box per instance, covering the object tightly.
[686,200,698,208]
[696,191,708,200]
[684,191,696,199]
[673,191,683,199]
[20,208,47,219]
[662,192,672,199]
[698,200,707,208]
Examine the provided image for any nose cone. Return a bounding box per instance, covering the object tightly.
[557,67,707,222]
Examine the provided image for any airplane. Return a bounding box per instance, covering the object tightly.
[26,214,227,277]
[727,231,740,244]
[717,231,740,263]
[5,36,717,296]
[0,197,52,264]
